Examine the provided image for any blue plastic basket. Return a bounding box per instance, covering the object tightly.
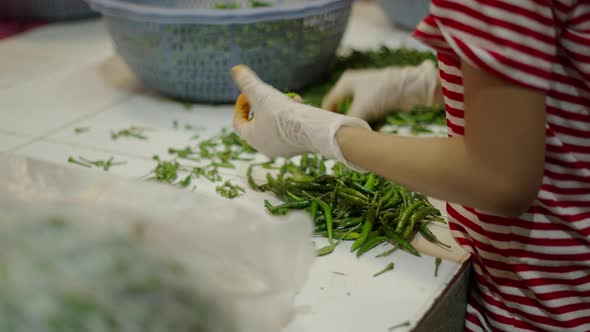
[1,0,98,20]
[378,0,430,31]
[86,0,353,103]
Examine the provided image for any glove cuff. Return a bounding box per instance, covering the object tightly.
[318,114,372,173]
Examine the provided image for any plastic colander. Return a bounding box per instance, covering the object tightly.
[1,0,98,20]
[86,0,354,103]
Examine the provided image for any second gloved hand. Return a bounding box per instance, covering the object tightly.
[231,65,371,170]
[322,60,439,122]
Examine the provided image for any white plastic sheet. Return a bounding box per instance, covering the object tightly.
[0,153,314,332]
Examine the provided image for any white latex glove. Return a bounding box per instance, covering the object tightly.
[231,65,371,171]
[322,60,439,122]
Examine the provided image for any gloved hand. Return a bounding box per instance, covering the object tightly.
[231,65,371,170]
[322,60,439,122]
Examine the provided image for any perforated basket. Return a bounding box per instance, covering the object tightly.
[377,0,430,31]
[1,0,98,20]
[86,0,353,103]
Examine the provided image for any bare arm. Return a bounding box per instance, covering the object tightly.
[336,61,546,217]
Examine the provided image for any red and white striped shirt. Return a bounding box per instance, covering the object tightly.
[414,1,590,331]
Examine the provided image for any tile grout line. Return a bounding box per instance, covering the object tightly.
[0,130,36,138]
[6,92,139,154]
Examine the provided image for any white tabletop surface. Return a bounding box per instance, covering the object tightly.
[0,3,467,332]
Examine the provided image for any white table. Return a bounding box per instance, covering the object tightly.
[0,3,469,331]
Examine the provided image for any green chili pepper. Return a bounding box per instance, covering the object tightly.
[418,223,451,248]
[403,207,440,239]
[356,236,388,258]
[401,189,414,209]
[376,244,400,258]
[395,201,426,233]
[317,245,336,256]
[338,191,369,206]
[336,216,364,229]
[351,181,375,197]
[309,197,334,245]
[380,188,394,205]
[313,174,336,184]
[380,211,399,222]
[366,228,384,242]
[278,200,313,210]
[310,201,319,220]
[350,205,376,252]
[384,190,401,209]
[373,262,395,278]
[339,188,369,201]
[296,182,333,192]
[364,173,377,190]
[316,224,360,256]
[330,183,340,209]
[264,200,288,215]
[315,231,361,241]
[334,203,351,219]
[286,191,305,202]
[285,164,313,181]
[384,229,421,257]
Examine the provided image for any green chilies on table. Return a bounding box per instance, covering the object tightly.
[315,231,361,241]
[310,201,319,220]
[313,198,334,245]
[337,216,364,229]
[395,201,426,233]
[255,155,443,264]
[418,223,451,248]
[384,229,421,257]
[356,236,389,258]
[364,173,377,190]
[350,205,376,252]
[403,207,439,239]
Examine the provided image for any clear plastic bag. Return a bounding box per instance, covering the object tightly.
[0,154,314,332]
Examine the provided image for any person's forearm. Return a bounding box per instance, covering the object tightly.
[336,127,534,216]
[335,61,547,217]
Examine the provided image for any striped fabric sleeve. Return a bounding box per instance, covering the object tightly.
[423,0,559,92]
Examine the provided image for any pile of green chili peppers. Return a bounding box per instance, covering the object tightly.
[249,154,450,257]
